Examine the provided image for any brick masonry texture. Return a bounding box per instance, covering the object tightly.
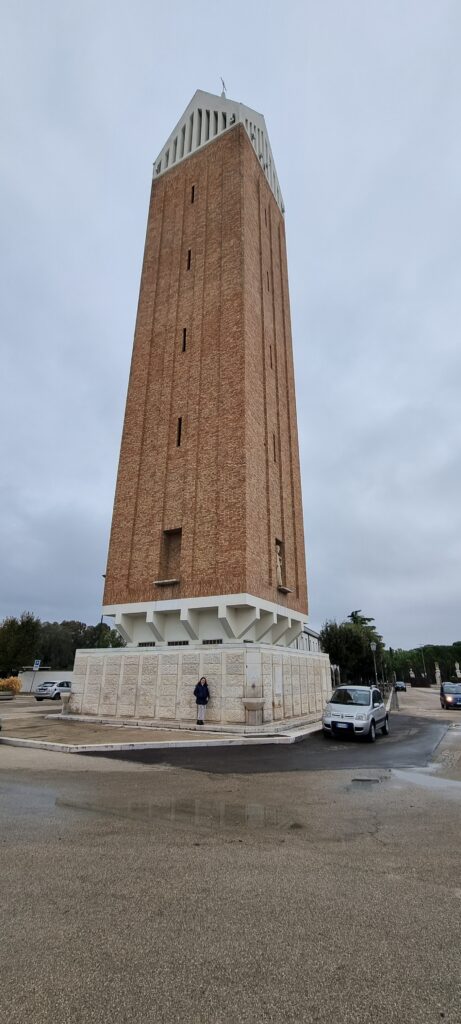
[103,124,308,614]
[70,647,331,726]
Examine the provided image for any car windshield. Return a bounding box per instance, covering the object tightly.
[443,684,461,694]
[329,688,371,706]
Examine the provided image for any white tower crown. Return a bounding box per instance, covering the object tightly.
[153,89,284,213]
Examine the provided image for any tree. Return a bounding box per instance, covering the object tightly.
[0,612,41,676]
[320,611,385,684]
[0,614,126,673]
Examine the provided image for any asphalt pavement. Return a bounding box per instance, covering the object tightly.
[2,690,461,1024]
[79,712,448,772]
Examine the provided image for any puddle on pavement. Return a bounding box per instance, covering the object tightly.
[391,769,461,797]
[350,778,381,790]
[55,795,296,830]
[345,772,390,792]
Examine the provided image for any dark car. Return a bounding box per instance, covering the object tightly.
[440,683,461,710]
[395,680,407,692]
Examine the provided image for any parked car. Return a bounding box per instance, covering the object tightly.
[440,682,461,710]
[323,685,389,742]
[395,680,407,692]
[35,681,72,701]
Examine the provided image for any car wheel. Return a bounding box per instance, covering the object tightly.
[323,729,331,738]
[35,697,43,701]
[381,715,389,736]
[368,720,376,743]
[53,693,61,700]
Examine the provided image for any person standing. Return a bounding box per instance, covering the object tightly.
[194,677,210,726]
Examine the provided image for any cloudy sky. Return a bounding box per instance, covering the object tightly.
[1,0,460,648]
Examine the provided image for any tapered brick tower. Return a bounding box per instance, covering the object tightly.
[71,91,332,728]
[103,89,308,646]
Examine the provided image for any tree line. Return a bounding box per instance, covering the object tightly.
[320,611,461,686]
[0,612,125,676]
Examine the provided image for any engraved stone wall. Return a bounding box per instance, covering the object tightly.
[69,646,331,727]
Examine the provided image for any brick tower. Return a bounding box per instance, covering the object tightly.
[71,91,331,728]
[103,89,308,647]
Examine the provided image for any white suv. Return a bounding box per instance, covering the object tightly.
[35,681,72,701]
[323,685,389,742]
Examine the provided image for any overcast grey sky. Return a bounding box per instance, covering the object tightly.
[1,0,460,647]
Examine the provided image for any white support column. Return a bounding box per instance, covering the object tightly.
[218,603,238,639]
[180,608,200,640]
[146,610,166,642]
[114,614,132,644]
[254,610,277,642]
[284,621,304,647]
[235,606,260,639]
[271,616,291,646]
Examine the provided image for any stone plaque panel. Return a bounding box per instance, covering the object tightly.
[117,655,140,717]
[82,655,104,715]
[135,655,159,717]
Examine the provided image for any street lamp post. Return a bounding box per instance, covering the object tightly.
[370,642,378,687]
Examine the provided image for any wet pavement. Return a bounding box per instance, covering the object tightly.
[2,696,461,1023]
[78,712,448,772]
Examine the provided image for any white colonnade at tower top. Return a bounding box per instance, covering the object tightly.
[153,88,284,214]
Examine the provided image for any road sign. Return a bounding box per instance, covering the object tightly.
[33,659,41,671]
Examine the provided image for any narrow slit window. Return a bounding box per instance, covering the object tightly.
[269,345,273,368]
[191,184,195,203]
[187,248,191,270]
[165,149,169,169]
[173,137,178,162]
[213,111,218,135]
[180,125,186,158]
[188,113,194,152]
[273,433,277,462]
[205,110,210,140]
[182,328,187,352]
[264,207,267,227]
[267,271,270,291]
[176,417,182,447]
[222,112,227,130]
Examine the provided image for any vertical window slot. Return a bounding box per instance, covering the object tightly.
[270,345,273,368]
[180,125,186,158]
[213,111,218,135]
[191,184,195,204]
[273,433,277,462]
[205,110,210,140]
[188,114,194,152]
[182,328,187,352]
[267,271,270,291]
[161,528,182,580]
[187,249,191,270]
[176,417,182,447]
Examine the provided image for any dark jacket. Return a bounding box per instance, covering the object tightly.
[194,682,210,706]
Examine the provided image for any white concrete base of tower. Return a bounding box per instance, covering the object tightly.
[102,593,306,647]
[69,642,332,731]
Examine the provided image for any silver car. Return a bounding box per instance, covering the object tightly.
[323,685,389,742]
[35,680,72,701]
